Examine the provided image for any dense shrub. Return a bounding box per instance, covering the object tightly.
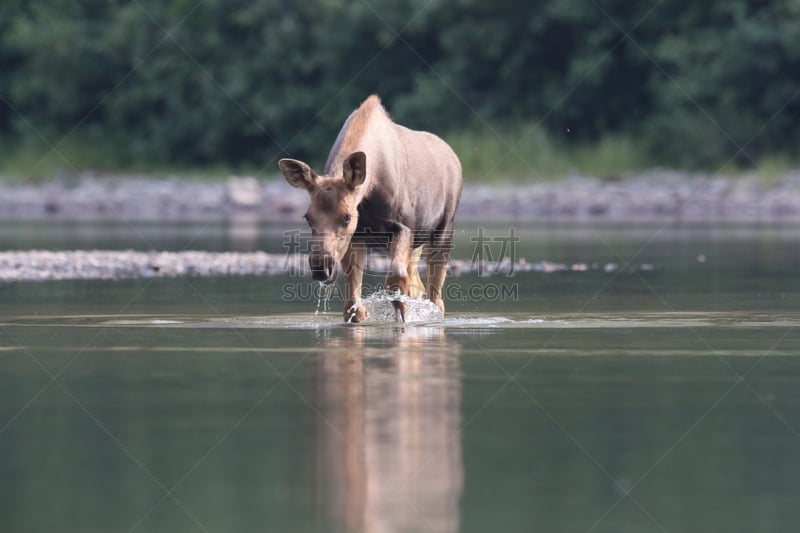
[0,0,798,170]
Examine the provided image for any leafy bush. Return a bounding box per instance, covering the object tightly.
[0,0,798,174]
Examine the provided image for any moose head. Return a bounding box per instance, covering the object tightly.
[279,151,367,284]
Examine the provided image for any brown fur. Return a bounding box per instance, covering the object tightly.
[280,95,462,322]
[333,95,381,161]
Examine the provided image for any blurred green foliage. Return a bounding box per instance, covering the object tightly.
[0,0,798,173]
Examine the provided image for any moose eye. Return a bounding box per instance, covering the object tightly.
[342,214,352,226]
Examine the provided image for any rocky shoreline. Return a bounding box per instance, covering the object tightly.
[0,171,795,281]
[2,170,800,222]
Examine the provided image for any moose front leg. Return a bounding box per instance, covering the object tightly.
[385,223,414,321]
[427,230,453,315]
[408,246,426,299]
[342,242,367,323]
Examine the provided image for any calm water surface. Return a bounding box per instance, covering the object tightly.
[1,221,800,532]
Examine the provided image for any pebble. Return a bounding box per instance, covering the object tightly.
[0,251,655,282]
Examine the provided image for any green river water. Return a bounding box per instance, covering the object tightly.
[1,221,799,532]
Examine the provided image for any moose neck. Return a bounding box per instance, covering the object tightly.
[324,95,388,200]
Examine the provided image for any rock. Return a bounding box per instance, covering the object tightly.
[2,170,800,222]
[226,176,263,208]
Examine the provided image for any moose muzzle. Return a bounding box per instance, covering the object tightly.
[309,252,337,284]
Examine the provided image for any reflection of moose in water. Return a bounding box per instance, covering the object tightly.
[280,95,463,322]
[314,327,463,532]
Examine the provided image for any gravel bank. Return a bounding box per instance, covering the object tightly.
[0,171,791,281]
[0,250,297,281]
[2,170,800,221]
[0,250,652,282]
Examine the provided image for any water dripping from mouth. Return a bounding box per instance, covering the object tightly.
[315,282,334,315]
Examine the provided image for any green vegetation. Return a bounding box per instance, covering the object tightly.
[447,126,647,182]
[2,124,650,183]
[0,134,261,183]
[1,0,799,182]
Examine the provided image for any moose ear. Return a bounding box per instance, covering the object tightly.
[279,158,318,190]
[343,151,367,190]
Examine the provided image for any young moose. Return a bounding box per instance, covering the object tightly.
[279,95,462,323]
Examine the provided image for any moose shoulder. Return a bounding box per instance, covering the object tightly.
[279,95,462,323]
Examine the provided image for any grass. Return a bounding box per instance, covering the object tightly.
[754,155,796,188]
[0,137,116,183]
[445,125,647,182]
[1,126,797,185]
[447,125,800,184]
[0,135,259,184]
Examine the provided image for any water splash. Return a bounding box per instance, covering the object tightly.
[357,289,443,323]
[315,282,334,315]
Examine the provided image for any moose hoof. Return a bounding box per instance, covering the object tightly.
[391,300,407,322]
[433,298,445,315]
[408,284,426,299]
[344,303,367,323]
